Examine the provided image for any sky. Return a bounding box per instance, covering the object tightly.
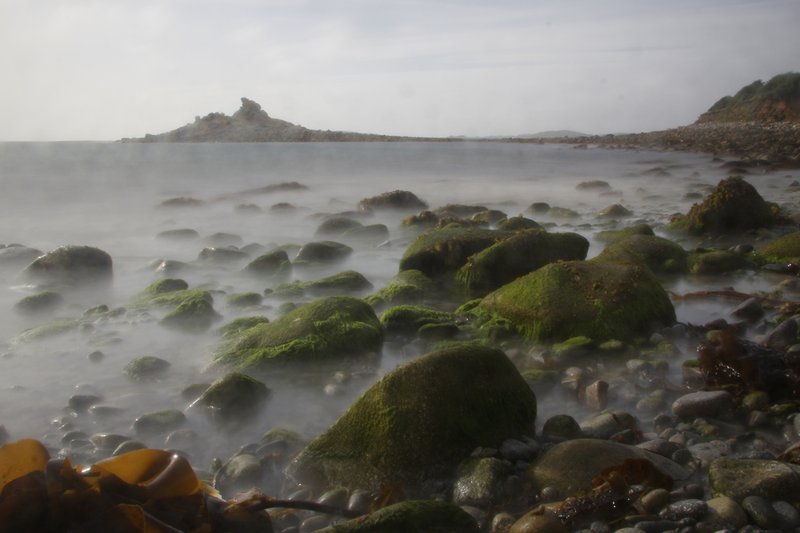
[1,0,799,141]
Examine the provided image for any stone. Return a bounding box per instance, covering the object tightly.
[541,415,583,442]
[594,235,688,275]
[709,457,800,501]
[242,249,291,277]
[132,409,186,437]
[124,356,171,381]
[357,190,428,212]
[24,245,112,286]
[295,240,352,264]
[452,457,513,507]
[192,372,270,425]
[315,216,363,236]
[509,511,569,533]
[196,246,249,263]
[156,228,199,241]
[741,495,780,529]
[316,500,479,532]
[703,495,748,529]
[287,345,536,493]
[213,453,265,497]
[159,295,220,332]
[399,227,508,278]
[671,391,733,419]
[14,291,63,315]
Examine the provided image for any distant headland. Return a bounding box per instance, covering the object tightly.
[123,73,800,167]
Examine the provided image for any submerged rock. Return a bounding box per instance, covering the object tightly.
[159,294,220,332]
[24,245,112,286]
[124,356,171,381]
[478,260,675,342]
[755,231,800,263]
[192,372,270,425]
[317,500,479,532]
[286,344,536,493]
[242,249,291,277]
[156,228,199,241]
[709,457,800,501]
[13,291,63,315]
[295,241,353,264]
[214,296,382,370]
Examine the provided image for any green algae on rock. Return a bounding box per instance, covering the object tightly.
[242,249,291,277]
[594,223,655,243]
[11,317,81,344]
[380,305,456,338]
[13,291,63,315]
[218,316,269,340]
[286,344,536,493]
[23,245,113,286]
[124,356,171,381]
[688,249,751,275]
[709,457,800,501]
[159,294,221,332]
[317,499,479,533]
[192,372,270,425]
[478,260,675,343]
[365,269,436,310]
[456,229,589,293]
[594,234,689,274]
[753,231,800,263]
[399,227,509,278]
[214,296,383,370]
[668,176,781,235]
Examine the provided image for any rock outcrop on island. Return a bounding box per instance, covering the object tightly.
[128,98,434,143]
[696,72,800,124]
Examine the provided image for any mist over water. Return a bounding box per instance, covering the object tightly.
[0,141,796,473]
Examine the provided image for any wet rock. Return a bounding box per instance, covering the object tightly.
[755,231,800,262]
[192,372,270,425]
[497,216,543,232]
[709,457,800,501]
[639,488,670,514]
[658,498,707,521]
[456,229,589,294]
[0,245,43,268]
[541,414,583,442]
[202,233,243,247]
[595,223,655,243]
[576,180,611,191]
[671,391,733,419]
[294,240,352,264]
[731,297,764,321]
[741,495,781,529]
[158,197,204,208]
[218,316,269,340]
[132,409,187,437]
[525,439,688,496]
[527,202,551,214]
[287,345,537,493]
[13,291,63,315]
[301,270,373,296]
[772,500,800,529]
[357,190,428,212]
[197,246,249,263]
[595,235,688,274]
[598,204,633,218]
[380,305,455,339]
[509,511,569,533]
[689,249,750,275]
[156,228,199,241]
[242,249,291,277]
[452,457,512,508]
[213,453,265,496]
[471,209,508,225]
[226,292,263,308]
[24,245,112,286]
[315,216,363,236]
[68,394,101,413]
[340,223,390,246]
[478,260,675,342]
[669,176,781,235]
[214,296,382,370]
[317,500,479,532]
[365,269,436,310]
[583,380,609,411]
[499,438,539,462]
[124,356,171,381]
[546,206,579,218]
[159,294,220,332]
[12,317,80,343]
[269,202,296,212]
[761,316,799,351]
[112,440,146,455]
[580,411,639,439]
[703,495,748,529]
[399,226,508,278]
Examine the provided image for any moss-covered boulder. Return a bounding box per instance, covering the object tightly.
[754,231,800,263]
[526,439,689,496]
[218,316,270,340]
[380,305,456,338]
[12,318,81,344]
[315,217,363,237]
[357,190,428,212]
[709,457,800,501]
[317,500,479,533]
[286,344,536,493]
[365,270,436,310]
[689,249,750,275]
[192,372,270,425]
[159,294,221,332]
[295,241,353,264]
[24,245,112,286]
[478,260,675,342]
[496,216,543,232]
[594,234,689,274]
[399,227,509,278]
[142,278,189,295]
[456,229,589,293]
[669,176,780,235]
[227,292,263,308]
[304,271,373,295]
[13,291,63,315]
[242,249,291,277]
[594,223,655,243]
[124,356,171,381]
[214,296,382,370]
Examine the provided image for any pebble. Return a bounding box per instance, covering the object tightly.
[500,438,539,461]
[741,495,780,529]
[671,390,734,419]
[491,512,515,533]
[659,498,707,521]
[638,488,670,514]
[703,495,748,529]
[772,500,800,529]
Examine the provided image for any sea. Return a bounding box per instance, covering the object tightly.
[0,140,797,471]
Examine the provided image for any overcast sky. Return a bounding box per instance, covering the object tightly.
[1,0,798,141]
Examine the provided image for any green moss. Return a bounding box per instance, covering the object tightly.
[456,229,589,294]
[12,318,81,344]
[242,249,291,277]
[594,224,655,243]
[195,372,270,422]
[159,295,220,332]
[286,344,536,493]
[552,336,594,362]
[214,296,383,370]
[365,269,436,310]
[218,316,270,340]
[227,292,263,307]
[124,356,171,380]
[142,278,188,296]
[318,500,479,533]
[754,231,800,263]
[689,250,750,275]
[595,235,689,275]
[380,305,455,338]
[399,227,508,277]
[521,369,559,385]
[478,260,675,343]
[14,291,63,315]
[272,271,373,299]
[132,287,213,310]
[547,206,580,218]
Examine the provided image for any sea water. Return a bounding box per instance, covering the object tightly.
[0,141,796,468]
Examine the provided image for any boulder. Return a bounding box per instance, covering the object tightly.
[156,228,200,241]
[365,270,436,310]
[295,241,353,264]
[756,231,800,263]
[316,500,479,533]
[357,190,428,212]
[124,356,171,381]
[0,245,43,268]
[380,305,456,338]
[452,457,513,507]
[341,224,390,246]
[159,294,220,332]
[24,245,112,285]
[303,270,373,295]
[218,316,269,340]
[709,457,800,501]
[689,249,750,275]
[315,217,363,237]
[399,227,508,278]
[478,260,675,342]
[456,229,589,293]
[525,439,689,496]
[595,235,689,274]
[496,216,543,232]
[242,249,291,277]
[286,345,537,493]
[196,247,249,264]
[191,372,270,425]
[594,223,655,243]
[14,291,63,315]
[214,296,382,370]
[669,176,781,234]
